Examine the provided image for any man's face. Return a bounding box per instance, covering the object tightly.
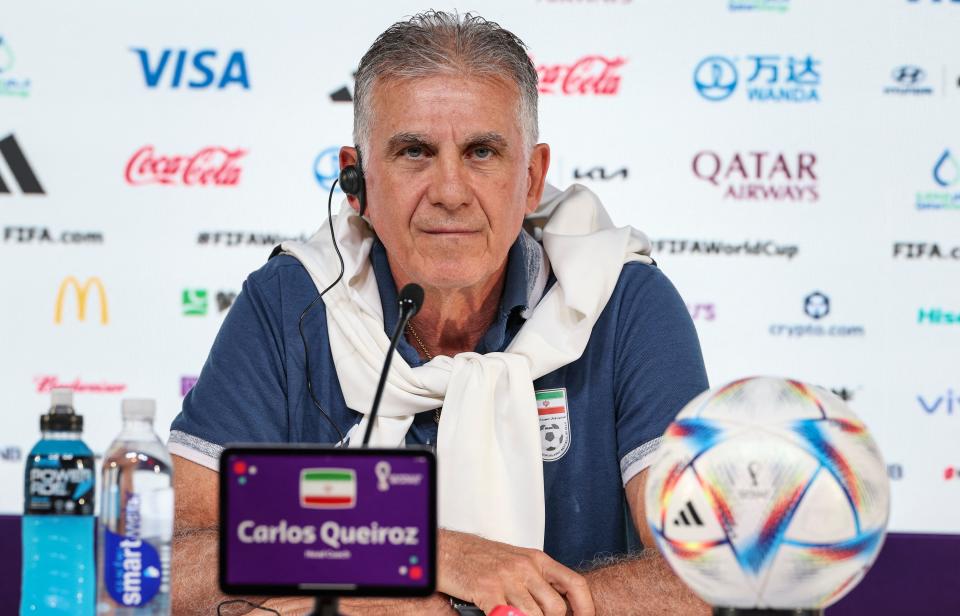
[342,75,549,292]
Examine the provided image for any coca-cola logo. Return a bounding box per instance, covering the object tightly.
[534,55,626,95]
[125,145,247,186]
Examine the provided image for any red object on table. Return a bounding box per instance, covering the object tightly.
[489,606,528,616]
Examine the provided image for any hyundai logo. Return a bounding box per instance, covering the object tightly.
[892,65,925,86]
[694,56,738,101]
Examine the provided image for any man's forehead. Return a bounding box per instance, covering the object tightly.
[368,74,523,144]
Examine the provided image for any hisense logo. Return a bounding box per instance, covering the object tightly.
[918,307,959,324]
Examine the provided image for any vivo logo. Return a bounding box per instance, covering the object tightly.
[917,389,959,415]
[131,48,250,89]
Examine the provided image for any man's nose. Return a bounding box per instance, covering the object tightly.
[426,152,471,210]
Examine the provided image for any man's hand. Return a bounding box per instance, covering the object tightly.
[438,529,595,616]
[578,469,709,616]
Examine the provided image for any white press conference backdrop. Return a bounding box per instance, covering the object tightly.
[1,0,958,532]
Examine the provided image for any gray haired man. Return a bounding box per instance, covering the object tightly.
[171,11,709,615]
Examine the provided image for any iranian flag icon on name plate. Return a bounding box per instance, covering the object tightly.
[300,468,357,509]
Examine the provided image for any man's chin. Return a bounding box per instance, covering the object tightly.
[414,264,493,292]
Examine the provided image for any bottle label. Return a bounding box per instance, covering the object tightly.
[102,527,162,606]
[25,454,95,514]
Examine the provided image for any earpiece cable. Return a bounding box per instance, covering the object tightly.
[297,179,348,445]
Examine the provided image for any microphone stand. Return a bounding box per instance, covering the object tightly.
[310,284,424,616]
[362,283,424,446]
[311,597,340,616]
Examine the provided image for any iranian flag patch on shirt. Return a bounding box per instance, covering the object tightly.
[536,388,571,461]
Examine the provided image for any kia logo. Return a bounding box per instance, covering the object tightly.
[892,65,925,85]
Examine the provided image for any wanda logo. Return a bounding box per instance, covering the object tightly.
[534,55,626,95]
[125,145,247,186]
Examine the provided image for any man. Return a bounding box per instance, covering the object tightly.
[170,11,709,616]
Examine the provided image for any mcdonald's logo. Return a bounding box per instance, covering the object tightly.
[54,276,108,324]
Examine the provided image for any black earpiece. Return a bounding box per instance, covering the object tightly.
[339,149,367,216]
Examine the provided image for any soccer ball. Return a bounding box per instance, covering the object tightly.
[645,376,890,610]
[541,423,564,453]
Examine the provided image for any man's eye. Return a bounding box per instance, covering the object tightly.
[403,146,425,158]
[472,147,494,159]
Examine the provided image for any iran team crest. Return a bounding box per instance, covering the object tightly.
[537,388,571,461]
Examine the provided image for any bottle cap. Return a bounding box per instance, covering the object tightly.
[41,388,82,432]
[50,387,73,408]
[122,399,156,421]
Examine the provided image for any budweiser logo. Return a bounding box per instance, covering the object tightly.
[534,55,626,95]
[125,145,246,186]
[34,375,127,394]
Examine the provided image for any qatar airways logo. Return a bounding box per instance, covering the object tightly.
[125,145,246,186]
[692,151,818,202]
[533,55,626,95]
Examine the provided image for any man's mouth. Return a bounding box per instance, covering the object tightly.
[420,228,480,235]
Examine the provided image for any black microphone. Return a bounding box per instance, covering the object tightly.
[361,283,425,446]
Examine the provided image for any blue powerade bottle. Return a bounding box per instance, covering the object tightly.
[20,387,96,615]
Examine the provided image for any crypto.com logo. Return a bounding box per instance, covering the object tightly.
[770,292,865,338]
[54,277,108,324]
[804,291,830,320]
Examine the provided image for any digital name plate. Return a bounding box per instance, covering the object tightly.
[219,446,436,597]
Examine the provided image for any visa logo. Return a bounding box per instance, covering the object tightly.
[917,389,959,415]
[131,48,250,89]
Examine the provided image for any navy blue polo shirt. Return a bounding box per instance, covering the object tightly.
[169,231,708,569]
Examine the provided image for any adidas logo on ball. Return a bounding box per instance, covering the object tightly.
[673,501,705,527]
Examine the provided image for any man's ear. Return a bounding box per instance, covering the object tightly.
[525,143,551,215]
[339,146,362,213]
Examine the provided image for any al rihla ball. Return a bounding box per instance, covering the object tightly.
[644,376,890,611]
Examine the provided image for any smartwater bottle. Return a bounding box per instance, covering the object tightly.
[96,399,173,615]
[21,387,96,615]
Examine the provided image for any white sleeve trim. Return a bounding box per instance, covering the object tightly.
[619,437,662,486]
[168,430,222,472]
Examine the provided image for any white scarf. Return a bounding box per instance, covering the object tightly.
[281,184,652,549]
